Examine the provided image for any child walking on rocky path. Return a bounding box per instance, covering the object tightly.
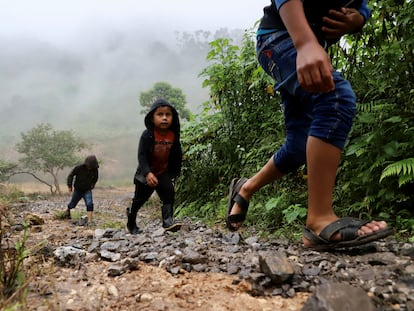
[127,98,183,234]
[65,154,99,224]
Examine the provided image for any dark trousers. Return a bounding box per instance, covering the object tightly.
[130,172,174,215]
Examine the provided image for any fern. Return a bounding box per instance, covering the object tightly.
[380,158,414,187]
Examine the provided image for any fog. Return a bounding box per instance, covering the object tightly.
[0,0,268,183]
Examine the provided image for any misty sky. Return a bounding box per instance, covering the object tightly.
[1,0,269,45]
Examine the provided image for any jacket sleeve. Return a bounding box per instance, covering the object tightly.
[92,169,99,188]
[67,166,77,187]
[137,130,152,177]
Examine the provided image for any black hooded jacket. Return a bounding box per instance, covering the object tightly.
[133,99,182,184]
[67,155,99,192]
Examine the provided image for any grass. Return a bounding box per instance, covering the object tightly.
[101,220,125,229]
[0,183,26,204]
[0,183,53,310]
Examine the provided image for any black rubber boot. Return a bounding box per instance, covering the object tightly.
[63,208,71,219]
[126,206,142,234]
[161,204,181,232]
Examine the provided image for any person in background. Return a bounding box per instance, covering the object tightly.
[65,154,99,224]
[127,98,183,234]
[226,0,394,249]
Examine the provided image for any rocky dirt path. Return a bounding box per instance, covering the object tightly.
[3,187,414,310]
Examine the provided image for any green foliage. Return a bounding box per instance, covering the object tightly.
[282,204,307,225]
[139,82,192,121]
[247,173,308,232]
[55,209,82,221]
[380,158,414,187]
[15,123,88,194]
[334,0,414,232]
[176,29,300,231]
[172,28,318,234]
[0,161,18,183]
[101,221,125,229]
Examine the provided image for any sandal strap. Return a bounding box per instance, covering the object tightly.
[233,193,249,213]
[227,213,246,223]
[303,226,329,245]
[227,193,249,223]
[225,178,249,231]
[319,217,371,241]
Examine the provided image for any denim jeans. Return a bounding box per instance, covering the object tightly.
[68,189,94,211]
[256,31,357,174]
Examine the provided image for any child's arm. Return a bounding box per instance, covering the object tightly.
[67,167,76,192]
[137,130,158,187]
[91,169,98,189]
[279,0,334,93]
[137,131,152,178]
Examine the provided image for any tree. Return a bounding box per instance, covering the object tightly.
[0,160,18,182]
[139,82,191,121]
[15,123,88,194]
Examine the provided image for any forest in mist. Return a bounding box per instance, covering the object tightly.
[0,27,246,184]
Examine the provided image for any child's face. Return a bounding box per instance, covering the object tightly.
[153,106,173,131]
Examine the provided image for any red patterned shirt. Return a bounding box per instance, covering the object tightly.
[150,129,175,176]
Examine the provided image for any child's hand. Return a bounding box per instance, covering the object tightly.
[296,41,334,93]
[279,0,335,93]
[146,172,158,187]
[68,186,73,193]
[322,8,365,40]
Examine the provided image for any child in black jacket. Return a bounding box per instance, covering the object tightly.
[65,155,99,223]
[127,98,183,234]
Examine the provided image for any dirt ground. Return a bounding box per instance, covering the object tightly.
[4,185,309,311]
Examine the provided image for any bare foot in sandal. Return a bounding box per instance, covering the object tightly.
[226,161,283,231]
[226,178,250,231]
[302,218,393,249]
[228,204,243,230]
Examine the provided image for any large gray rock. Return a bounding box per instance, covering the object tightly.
[258,251,294,284]
[53,246,87,266]
[302,282,376,311]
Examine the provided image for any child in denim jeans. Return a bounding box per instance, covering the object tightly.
[226,0,393,249]
[65,155,99,224]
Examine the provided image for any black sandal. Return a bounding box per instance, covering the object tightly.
[226,178,249,231]
[303,217,395,250]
